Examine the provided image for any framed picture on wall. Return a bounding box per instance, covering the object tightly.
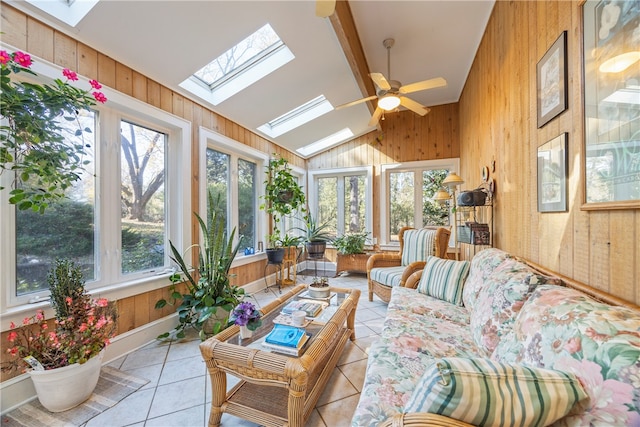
[537,31,568,128]
[582,0,640,209]
[538,133,568,212]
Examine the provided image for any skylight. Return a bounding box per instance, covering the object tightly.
[257,95,333,138]
[25,0,99,26]
[180,23,294,106]
[297,128,354,158]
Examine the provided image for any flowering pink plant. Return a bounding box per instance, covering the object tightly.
[229,301,262,331]
[2,259,116,371]
[5,299,115,370]
[0,49,108,213]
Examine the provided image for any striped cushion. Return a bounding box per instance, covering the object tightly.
[369,266,405,288]
[405,357,588,427]
[401,229,437,266]
[416,257,470,306]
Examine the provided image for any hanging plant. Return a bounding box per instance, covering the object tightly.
[259,155,306,240]
[0,49,107,213]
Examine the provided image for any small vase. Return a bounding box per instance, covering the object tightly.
[28,349,104,412]
[239,325,253,339]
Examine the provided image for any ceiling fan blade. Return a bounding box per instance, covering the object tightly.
[400,96,431,116]
[399,77,447,94]
[368,107,383,127]
[370,73,391,91]
[335,95,378,110]
[315,0,336,17]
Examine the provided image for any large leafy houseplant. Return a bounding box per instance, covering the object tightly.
[0,49,107,213]
[296,215,333,259]
[156,191,244,340]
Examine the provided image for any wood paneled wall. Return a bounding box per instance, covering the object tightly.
[0,3,303,379]
[460,0,639,304]
[308,103,460,238]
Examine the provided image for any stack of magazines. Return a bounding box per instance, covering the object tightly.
[281,299,326,317]
[263,324,311,356]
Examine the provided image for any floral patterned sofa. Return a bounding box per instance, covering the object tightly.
[352,248,640,427]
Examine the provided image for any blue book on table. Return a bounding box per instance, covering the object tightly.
[265,325,306,348]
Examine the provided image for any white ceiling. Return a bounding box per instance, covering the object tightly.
[8,0,494,158]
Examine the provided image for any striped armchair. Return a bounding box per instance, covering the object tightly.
[367,226,451,303]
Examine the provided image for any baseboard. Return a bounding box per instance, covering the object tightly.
[0,315,178,415]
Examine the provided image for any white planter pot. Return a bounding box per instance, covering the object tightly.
[28,350,104,412]
[239,325,253,339]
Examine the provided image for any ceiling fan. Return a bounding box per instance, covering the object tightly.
[337,38,447,127]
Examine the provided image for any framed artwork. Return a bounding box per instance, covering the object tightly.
[582,0,640,209]
[538,133,568,212]
[537,31,568,128]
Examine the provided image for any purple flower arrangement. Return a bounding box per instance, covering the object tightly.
[230,301,263,331]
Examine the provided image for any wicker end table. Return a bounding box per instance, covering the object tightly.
[199,284,360,427]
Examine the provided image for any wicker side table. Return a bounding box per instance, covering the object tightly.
[335,252,372,276]
[199,284,360,427]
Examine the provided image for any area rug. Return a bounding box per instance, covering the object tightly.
[2,366,149,427]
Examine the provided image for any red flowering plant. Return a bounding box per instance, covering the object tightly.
[0,49,107,213]
[2,259,116,372]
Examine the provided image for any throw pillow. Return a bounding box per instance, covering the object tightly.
[401,228,436,266]
[416,256,470,306]
[405,357,589,427]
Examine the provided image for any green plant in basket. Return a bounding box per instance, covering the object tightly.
[333,231,370,255]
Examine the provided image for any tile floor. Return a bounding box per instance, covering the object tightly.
[87,272,386,427]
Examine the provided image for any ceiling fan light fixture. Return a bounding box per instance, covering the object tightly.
[378,94,401,111]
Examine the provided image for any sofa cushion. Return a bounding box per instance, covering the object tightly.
[462,248,512,310]
[416,256,470,306]
[492,285,640,426]
[469,258,549,356]
[405,357,589,427]
[369,266,405,288]
[401,228,436,266]
[351,287,479,426]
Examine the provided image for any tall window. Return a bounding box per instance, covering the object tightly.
[3,71,191,310]
[201,128,266,256]
[16,112,96,294]
[308,167,372,239]
[120,120,167,274]
[381,159,459,245]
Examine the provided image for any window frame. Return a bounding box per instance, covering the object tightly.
[307,166,373,240]
[380,158,460,249]
[198,126,269,267]
[0,54,192,327]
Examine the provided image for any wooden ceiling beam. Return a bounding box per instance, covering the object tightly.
[329,0,377,116]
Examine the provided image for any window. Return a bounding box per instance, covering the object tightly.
[120,120,167,275]
[381,159,459,246]
[258,96,333,139]
[181,23,294,106]
[1,58,191,312]
[308,167,373,240]
[200,127,268,258]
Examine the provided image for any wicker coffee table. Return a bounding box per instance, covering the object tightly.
[199,284,360,427]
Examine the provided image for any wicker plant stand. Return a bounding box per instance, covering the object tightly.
[199,284,360,427]
[335,252,372,276]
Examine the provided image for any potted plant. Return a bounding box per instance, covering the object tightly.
[155,191,245,340]
[3,259,116,412]
[308,276,330,298]
[333,231,372,276]
[0,49,107,213]
[260,155,306,262]
[297,215,333,259]
[333,231,370,255]
[229,301,262,339]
